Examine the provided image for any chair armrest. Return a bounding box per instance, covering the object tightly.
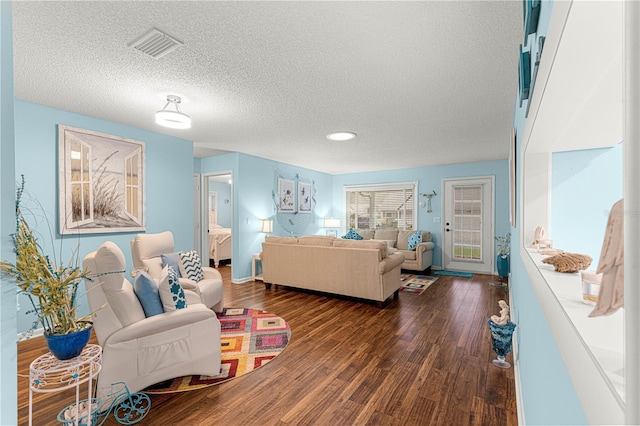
[177,278,204,305]
[202,266,222,281]
[106,304,217,344]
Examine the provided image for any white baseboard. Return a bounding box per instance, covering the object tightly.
[17,327,44,342]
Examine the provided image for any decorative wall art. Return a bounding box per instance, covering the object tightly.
[526,36,545,117]
[58,125,146,234]
[509,128,517,226]
[272,169,316,236]
[277,178,296,212]
[519,44,531,107]
[523,0,541,45]
[297,182,312,213]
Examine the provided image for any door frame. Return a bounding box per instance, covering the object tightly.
[441,175,495,274]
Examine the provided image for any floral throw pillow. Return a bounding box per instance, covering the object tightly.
[159,265,188,311]
[407,231,422,251]
[341,228,363,240]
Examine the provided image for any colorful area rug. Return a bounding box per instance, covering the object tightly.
[144,308,291,394]
[433,270,473,278]
[400,275,438,295]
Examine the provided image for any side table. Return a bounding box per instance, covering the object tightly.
[29,344,102,426]
[251,253,264,281]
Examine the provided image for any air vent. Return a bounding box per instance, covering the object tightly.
[128,28,183,59]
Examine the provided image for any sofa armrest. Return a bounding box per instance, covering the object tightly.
[379,252,405,274]
[106,304,217,344]
[416,242,435,254]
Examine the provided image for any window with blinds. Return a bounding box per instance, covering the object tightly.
[344,182,417,230]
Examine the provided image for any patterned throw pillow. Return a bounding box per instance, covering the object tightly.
[341,228,364,240]
[179,250,204,282]
[133,271,164,317]
[159,265,188,311]
[407,231,422,250]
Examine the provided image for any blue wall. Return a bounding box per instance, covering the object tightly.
[510,0,589,423]
[552,144,623,262]
[333,160,510,269]
[0,2,17,424]
[13,100,196,335]
[200,153,333,281]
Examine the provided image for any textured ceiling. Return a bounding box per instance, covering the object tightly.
[13,1,522,175]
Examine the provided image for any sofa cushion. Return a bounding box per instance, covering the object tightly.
[160,252,183,278]
[373,229,399,242]
[342,228,363,240]
[299,235,335,247]
[400,249,417,260]
[332,239,387,260]
[179,250,204,282]
[159,265,188,311]
[397,230,414,250]
[371,239,396,249]
[265,236,299,244]
[355,229,375,240]
[408,231,422,250]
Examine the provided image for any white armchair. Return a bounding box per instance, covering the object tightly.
[130,231,224,312]
[83,241,221,401]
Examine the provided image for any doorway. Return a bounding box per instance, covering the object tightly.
[442,176,494,274]
[198,172,233,270]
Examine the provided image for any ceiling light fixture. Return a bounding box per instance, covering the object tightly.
[155,95,191,129]
[326,131,357,141]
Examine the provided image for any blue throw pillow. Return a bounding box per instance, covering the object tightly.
[341,228,363,240]
[133,271,164,317]
[407,231,422,250]
[161,252,182,278]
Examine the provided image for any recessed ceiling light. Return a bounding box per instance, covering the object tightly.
[327,131,357,141]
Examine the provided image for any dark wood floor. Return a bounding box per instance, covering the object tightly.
[18,267,517,425]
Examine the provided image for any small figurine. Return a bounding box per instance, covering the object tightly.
[531,226,547,248]
[491,300,510,326]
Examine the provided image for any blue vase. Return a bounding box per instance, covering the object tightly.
[497,255,510,278]
[45,325,92,360]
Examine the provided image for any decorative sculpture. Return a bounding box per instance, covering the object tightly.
[420,191,437,213]
[57,382,150,425]
[531,225,547,248]
[541,252,592,273]
[490,300,510,326]
[488,300,516,369]
[589,198,624,317]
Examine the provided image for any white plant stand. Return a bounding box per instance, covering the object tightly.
[29,344,102,426]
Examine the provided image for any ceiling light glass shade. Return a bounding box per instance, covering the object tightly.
[326,131,357,141]
[324,218,341,228]
[156,95,192,129]
[261,219,273,233]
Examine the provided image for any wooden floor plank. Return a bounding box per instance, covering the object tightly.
[17,266,516,425]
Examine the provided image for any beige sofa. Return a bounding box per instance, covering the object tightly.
[261,235,405,306]
[352,229,434,272]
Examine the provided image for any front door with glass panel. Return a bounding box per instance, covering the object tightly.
[442,177,494,274]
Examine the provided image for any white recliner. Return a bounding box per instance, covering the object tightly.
[83,241,221,401]
[130,231,224,312]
